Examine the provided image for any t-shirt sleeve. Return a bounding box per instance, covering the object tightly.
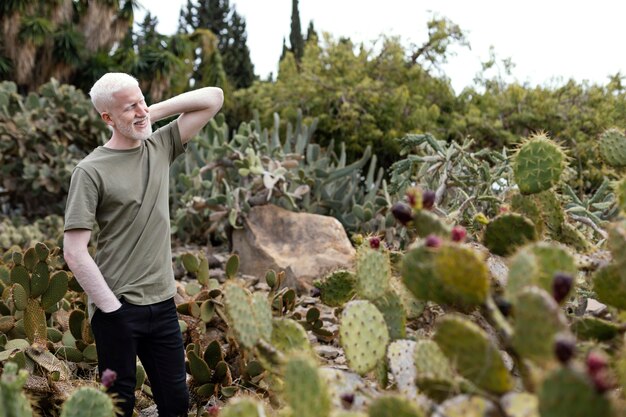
[150,119,186,164]
[64,167,99,231]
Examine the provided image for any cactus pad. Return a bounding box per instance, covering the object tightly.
[483,213,537,256]
[283,353,331,417]
[434,315,513,394]
[313,270,356,307]
[512,133,566,194]
[412,210,451,238]
[437,395,498,417]
[571,317,620,341]
[511,287,568,364]
[271,318,312,356]
[592,264,626,310]
[500,392,539,417]
[41,270,68,310]
[373,291,406,340]
[0,362,34,416]
[538,366,613,417]
[188,350,211,385]
[339,300,390,375]
[402,243,489,311]
[223,283,271,350]
[387,340,418,399]
[507,242,577,302]
[598,128,626,167]
[511,190,564,238]
[355,244,391,300]
[60,386,116,417]
[221,397,265,417]
[24,298,47,345]
[367,395,424,417]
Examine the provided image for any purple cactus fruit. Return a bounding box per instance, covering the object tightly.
[554,334,576,364]
[425,234,442,248]
[422,190,436,210]
[369,237,381,249]
[101,368,117,388]
[590,368,614,393]
[391,202,414,225]
[451,226,467,242]
[340,393,355,409]
[552,272,573,303]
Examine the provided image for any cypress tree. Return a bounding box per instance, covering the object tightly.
[305,20,318,43]
[222,9,255,88]
[289,0,304,62]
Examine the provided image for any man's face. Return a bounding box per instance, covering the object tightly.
[105,85,152,141]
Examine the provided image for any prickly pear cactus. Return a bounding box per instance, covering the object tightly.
[511,190,564,238]
[592,264,626,310]
[501,392,539,417]
[373,291,406,340]
[413,339,457,400]
[571,316,621,341]
[271,318,312,356]
[433,315,513,394]
[435,395,497,417]
[412,210,451,238]
[313,270,356,307]
[355,243,391,300]
[339,300,390,375]
[220,397,266,417]
[401,242,489,311]
[538,366,614,417]
[598,128,626,167]
[506,242,577,302]
[512,132,567,194]
[511,287,569,364]
[367,395,425,417]
[223,282,272,350]
[483,213,538,256]
[283,354,331,417]
[390,277,425,319]
[387,340,418,399]
[0,362,34,417]
[60,387,116,417]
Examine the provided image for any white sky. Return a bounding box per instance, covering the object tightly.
[137,0,626,93]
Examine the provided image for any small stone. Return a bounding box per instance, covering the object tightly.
[315,345,342,360]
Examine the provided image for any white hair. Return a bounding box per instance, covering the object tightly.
[89,73,139,113]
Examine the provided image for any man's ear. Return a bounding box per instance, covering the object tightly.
[101,112,114,127]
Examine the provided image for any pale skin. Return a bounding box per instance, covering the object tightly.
[63,85,224,312]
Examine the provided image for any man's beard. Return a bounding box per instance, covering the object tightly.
[117,117,152,141]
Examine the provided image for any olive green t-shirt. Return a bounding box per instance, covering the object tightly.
[64,120,185,315]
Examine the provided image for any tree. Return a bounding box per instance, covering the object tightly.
[289,0,304,63]
[306,20,318,43]
[178,0,254,89]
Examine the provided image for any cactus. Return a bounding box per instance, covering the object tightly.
[367,395,424,417]
[598,128,626,167]
[571,317,621,341]
[538,366,614,417]
[387,340,418,399]
[401,242,489,311]
[436,395,497,417]
[506,242,577,303]
[223,282,272,350]
[313,270,356,307]
[390,277,425,319]
[23,298,46,346]
[41,270,68,310]
[511,287,569,365]
[225,254,240,280]
[220,397,266,417]
[413,339,458,401]
[373,291,406,340]
[500,392,539,417]
[0,362,34,417]
[355,243,391,300]
[483,213,538,256]
[339,300,390,375]
[411,210,451,238]
[283,353,331,417]
[271,318,312,356]
[59,387,117,417]
[512,132,567,194]
[433,315,513,394]
[592,264,626,310]
[511,189,564,238]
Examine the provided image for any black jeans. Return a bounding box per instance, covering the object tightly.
[91,297,189,417]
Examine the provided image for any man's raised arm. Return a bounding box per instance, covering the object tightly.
[148,87,224,144]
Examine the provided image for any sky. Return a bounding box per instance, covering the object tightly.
[137,0,626,93]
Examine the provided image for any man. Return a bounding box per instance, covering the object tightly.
[63,73,223,417]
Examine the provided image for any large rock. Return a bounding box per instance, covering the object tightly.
[232,204,355,292]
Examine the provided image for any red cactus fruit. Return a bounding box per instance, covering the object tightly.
[369,237,381,249]
[391,202,414,225]
[206,404,220,417]
[586,351,608,375]
[422,190,436,210]
[425,234,442,248]
[552,272,573,303]
[451,226,467,242]
[590,368,614,393]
